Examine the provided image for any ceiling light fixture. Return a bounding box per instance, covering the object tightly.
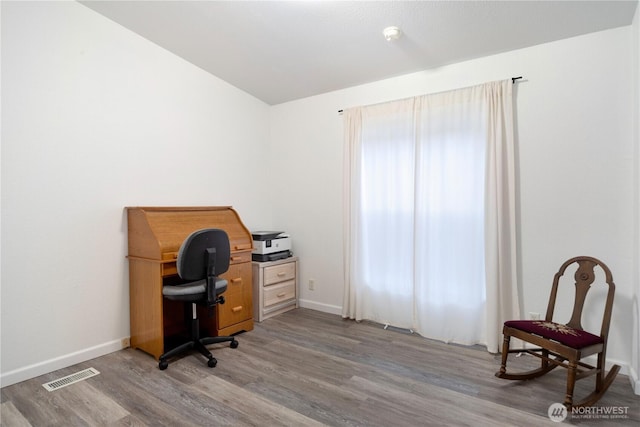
[382,26,402,41]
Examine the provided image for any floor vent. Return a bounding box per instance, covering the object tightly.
[42,367,100,391]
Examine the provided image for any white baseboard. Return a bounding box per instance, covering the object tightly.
[298,299,342,316]
[1,338,125,388]
[586,355,630,377]
[629,366,640,395]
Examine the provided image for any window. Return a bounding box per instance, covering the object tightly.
[343,80,519,352]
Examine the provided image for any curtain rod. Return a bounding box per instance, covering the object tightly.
[338,76,524,113]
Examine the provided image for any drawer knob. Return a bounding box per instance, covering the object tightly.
[277,272,286,277]
[231,278,242,284]
[231,306,243,313]
[277,292,286,298]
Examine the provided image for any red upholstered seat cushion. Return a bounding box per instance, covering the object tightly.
[504,320,603,349]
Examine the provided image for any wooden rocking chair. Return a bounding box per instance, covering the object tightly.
[495,256,620,408]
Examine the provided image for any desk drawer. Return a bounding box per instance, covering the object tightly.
[222,262,250,293]
[264,262,296,286]
[162,262,177,277]
[216,261,252,330]
[217,288,252,327]
[161,252,179,277]
[160,251,250,277]
[230,250,252,265]
[264,280,295,307]
[162,250,251,264]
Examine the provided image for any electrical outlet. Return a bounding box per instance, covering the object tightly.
[308,279,315,290]
[121,337,130,348]
[529,312,540,320]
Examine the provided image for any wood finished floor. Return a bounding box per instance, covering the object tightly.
[2,308,638,426]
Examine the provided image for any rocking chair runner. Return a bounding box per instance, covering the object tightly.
[495,256,620,408]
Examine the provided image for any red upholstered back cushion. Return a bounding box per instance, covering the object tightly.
[505,320,603,349]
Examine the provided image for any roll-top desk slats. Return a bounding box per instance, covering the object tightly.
[126,206,254,360]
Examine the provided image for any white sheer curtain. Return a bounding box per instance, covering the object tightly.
[342,80,519,352]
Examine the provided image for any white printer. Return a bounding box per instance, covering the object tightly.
[251,231,292,262]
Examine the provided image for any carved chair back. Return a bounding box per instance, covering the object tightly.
[545,256,615,339]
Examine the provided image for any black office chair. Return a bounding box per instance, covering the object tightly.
[158,228,239,370]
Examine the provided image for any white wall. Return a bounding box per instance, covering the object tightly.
[631,2,640,393]
[270,27,636,374]
[1,1,270,386]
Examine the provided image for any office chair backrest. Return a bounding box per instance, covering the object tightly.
[177,228,230,281]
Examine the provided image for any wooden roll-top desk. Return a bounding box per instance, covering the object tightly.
[126,206,254,360]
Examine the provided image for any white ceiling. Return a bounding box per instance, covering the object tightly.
[80,1,638,105]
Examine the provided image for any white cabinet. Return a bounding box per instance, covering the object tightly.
[252,257,299,322]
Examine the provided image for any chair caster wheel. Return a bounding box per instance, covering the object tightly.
[159,360,168,370]
[230,340,239,349]
[207,358,217,368]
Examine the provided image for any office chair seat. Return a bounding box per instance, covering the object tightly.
[163,278,227,302]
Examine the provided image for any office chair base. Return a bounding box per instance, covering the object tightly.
[158,336,239,370]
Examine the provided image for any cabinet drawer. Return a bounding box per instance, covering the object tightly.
[264,280,295,307]
[264,262,296,285]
